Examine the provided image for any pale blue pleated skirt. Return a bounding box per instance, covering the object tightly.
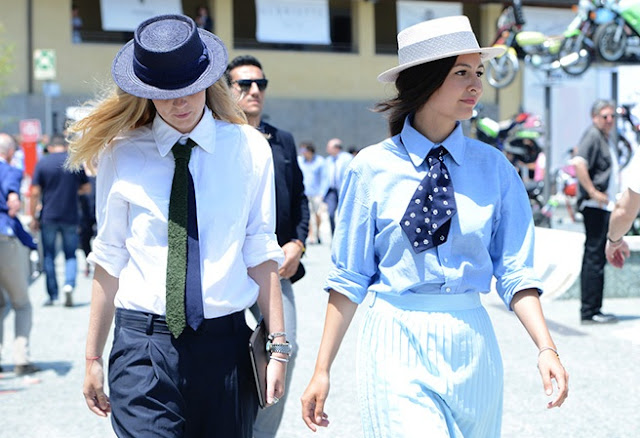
[357,292,503,438]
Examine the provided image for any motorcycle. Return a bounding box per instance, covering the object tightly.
[558,0,614,76]
[615,103,640,168]
[487,7,580,88]
[594,0,640,62]
[472,108,548,224]
[471,107,533,151]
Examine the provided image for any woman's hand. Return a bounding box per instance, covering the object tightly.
[266,356,287,405]
[605,239,630,268]
[300,370,331,431]
[537,349,569,409]
[83,358,111,417]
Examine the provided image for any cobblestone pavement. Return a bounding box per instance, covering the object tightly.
[1,225,639,437]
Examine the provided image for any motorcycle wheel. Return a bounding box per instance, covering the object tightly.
[558,36,592,76]
[531,198,551,228]
[595,22,627,62]
[617,135,632,169]
[487,54,518,89]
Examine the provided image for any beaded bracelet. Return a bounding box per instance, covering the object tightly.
[538,347,559,359]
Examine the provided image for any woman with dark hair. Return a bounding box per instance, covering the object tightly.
[301,16,568,437]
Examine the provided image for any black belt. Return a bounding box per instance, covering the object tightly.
[115,308,246,336]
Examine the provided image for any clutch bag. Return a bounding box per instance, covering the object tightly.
[248,318,269,408]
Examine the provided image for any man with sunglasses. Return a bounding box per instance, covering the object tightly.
[226,55,309,438]
[573,99,619,325]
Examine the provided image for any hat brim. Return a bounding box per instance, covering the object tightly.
[377,46,505,83]
[111,29,227,99]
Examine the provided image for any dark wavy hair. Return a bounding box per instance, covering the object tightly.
[374,56,457,136]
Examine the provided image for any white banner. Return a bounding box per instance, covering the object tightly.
[396,1,463,32]
[256,0,330,45]
[100,0,183,32]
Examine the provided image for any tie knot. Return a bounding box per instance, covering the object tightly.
[172,138,196,162]
[426,146,447,166]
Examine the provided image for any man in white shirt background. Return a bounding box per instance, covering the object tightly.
[323,138,352,236]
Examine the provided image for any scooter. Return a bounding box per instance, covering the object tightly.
[594,0,640,62]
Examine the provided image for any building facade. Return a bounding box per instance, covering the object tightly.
[0,0,576,150]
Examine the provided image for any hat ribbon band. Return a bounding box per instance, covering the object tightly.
[133,42,211,91]
[398,31,480,65]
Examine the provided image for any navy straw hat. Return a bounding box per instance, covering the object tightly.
[111,14,227,99]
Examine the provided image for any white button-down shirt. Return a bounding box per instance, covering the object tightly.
[88,108,284,318]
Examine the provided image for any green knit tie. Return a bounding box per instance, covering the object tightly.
[166,138,196,338]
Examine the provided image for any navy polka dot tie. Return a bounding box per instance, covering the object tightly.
[400,146,457,253]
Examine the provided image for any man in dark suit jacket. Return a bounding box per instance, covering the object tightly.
[226,55,309,438]
[0,133,40,376]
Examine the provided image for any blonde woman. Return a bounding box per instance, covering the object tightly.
[67,15,289,438]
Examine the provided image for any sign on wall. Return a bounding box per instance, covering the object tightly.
[256,0,330,45]
[396,1,462,32]
[33,49,56,81]
[100,0,183,31]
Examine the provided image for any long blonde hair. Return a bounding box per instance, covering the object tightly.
[66,80,247,172]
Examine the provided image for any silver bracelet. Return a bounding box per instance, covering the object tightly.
[538,346,559,358]
[268,332,286,341]
[270,355,289,363]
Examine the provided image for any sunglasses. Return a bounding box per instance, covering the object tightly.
[233,79,268,92]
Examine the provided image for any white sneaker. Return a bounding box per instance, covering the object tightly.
[63,285,73,307]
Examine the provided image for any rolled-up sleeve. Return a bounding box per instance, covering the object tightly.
[490,166,543,309]
[325,167,376,304]
[243,138,284,268]
[86,148,130,277]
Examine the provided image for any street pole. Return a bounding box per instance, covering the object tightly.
[44,80,52,137]
[543,71,552,217]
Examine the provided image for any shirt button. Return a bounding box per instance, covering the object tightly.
[445,287,451,293]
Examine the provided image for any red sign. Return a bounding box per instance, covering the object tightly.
[19,119,42,143]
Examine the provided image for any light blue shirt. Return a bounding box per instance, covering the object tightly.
[297,154,325,197]
[325,116,542,310]
[322,151,352,196]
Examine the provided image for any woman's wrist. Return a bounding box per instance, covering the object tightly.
[538,346,559,359]
[607,234,623,245]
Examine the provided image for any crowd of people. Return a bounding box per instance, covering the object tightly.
[6,9,640,437]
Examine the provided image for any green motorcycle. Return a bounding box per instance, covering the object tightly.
[594,0,640,62]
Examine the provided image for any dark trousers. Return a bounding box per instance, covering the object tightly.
[109,309,258,438]
[580,207,610,319]
[324,188,339,235]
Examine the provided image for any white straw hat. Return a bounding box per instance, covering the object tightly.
[378,15,504,83]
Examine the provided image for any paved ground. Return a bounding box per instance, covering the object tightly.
[2,220,640,437]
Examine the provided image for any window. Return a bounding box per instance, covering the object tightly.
[71,0,209,44]
[233,0,354,53]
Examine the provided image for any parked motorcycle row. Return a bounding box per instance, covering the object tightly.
[487,0,640,89]
[471,102,640,226]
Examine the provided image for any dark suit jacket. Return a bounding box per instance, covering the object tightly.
[259,121,309,281]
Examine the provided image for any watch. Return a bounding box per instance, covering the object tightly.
[266,339,293,356]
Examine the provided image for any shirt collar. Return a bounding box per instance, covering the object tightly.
[153,106,217,157]
[399,114,465,168]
